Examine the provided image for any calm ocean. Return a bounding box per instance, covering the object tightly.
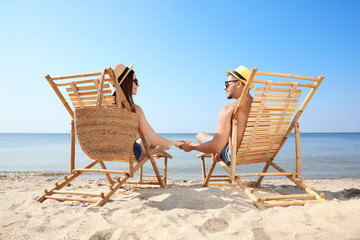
[0,133,359,179]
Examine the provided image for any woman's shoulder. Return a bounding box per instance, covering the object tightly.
[134,105,143,113]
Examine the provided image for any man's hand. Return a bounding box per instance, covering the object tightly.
[179,139,195,152]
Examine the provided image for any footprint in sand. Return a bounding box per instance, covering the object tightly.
[201,218,229,233]
[88,228,114,240]
[251,227,270,240]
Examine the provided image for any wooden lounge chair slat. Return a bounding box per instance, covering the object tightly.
[240,136,282,142]
[239,140,281,146]
[256,71,320,81]
[246,119,291,125]
[73,169,128,174]
[236,155,272,161]
[72,101,115,107]
[249,112,295,118]
[207,175,230,178]
[45,195,98,203]
[254,92,301,98]
[50,71,104,80]
[257,193,315,201]
[208,183,238,187]
[239,146,281,153]
[239,144,281,151]
[246,119,291,124]
[65,83,111,92]
[245,125,288,130]
[236,154,277,161]
[235,172,296,177]
[251,102,298,108]
[56,78,112,86]
[236,159,272,165]
[237,149,276,156]
[249,109,296,115]
[256,87,302,93]
[73,103,116,109]
[68,89,112,97]
[254,79,316,88]
[70,93,114,98]
[263,200,322,208]
[254,98,299,104]
[52,190,103,197]
[244,131,286,136]
[71,95,115,101]
[264,98,299,104]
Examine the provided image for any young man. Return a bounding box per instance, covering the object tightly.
[179,66,254,165]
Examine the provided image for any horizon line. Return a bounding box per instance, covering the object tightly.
[1,132,360,134]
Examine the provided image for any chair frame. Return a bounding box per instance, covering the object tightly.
[38,67,170,206]
[198,68,325,210]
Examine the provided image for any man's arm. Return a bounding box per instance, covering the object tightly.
[181,104,234,153]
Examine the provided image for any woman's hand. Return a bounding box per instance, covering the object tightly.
[173,141,184,148]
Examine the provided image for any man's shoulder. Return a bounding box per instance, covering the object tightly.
[222,102,237,111]
[220,102,237,115]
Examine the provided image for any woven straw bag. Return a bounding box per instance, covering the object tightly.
[74,69,139,161]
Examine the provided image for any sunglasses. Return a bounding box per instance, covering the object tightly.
[133,79,139,85]
[225,80,238,88]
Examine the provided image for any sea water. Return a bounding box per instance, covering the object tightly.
[0,133,359,179]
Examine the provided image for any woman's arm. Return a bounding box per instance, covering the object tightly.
[135,105,181,147]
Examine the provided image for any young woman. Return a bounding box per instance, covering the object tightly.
[114,63,183,161]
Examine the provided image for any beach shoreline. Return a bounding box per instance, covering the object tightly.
[1,175,359,239]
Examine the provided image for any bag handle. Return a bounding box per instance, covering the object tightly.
[96,65,135,110]
[96,67,125,109]
[96,69,107,108]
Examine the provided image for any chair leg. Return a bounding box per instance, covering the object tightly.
[163,157,168,185]
[138,131,165,187]
[201,157,206,181]
[70,120,75,173]
[139,166,143,183]
[294,122,301,178]
[148,156,165,187]
[204,155,218,187]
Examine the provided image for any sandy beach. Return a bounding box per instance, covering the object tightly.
[1,174,360,240]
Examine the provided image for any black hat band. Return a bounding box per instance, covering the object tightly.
[232,70,247,81]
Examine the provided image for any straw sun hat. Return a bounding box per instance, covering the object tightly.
[226,65,255,89]
[113,63,134,85]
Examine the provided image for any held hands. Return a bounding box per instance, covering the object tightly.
[178,139,194,152]
[173,141,184,148]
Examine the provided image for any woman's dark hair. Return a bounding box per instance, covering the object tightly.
[116,69,136,112]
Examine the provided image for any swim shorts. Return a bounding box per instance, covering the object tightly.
[133,142,142,161]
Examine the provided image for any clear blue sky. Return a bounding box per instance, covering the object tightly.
[0,0,359,133]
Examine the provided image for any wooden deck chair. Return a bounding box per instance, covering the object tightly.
[37,65,171,206]
[198,68,325,210]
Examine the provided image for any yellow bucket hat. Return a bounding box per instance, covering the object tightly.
[226,65,255,89]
